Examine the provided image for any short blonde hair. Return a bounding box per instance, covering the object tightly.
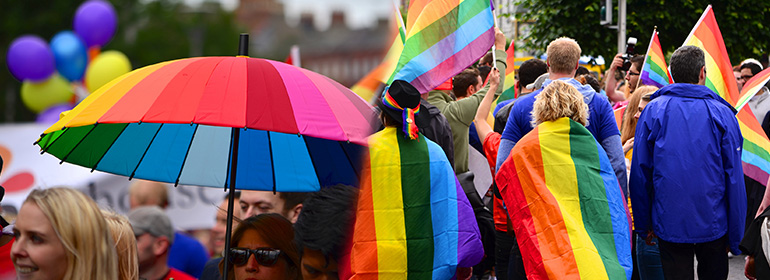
[25,188,118,280]
[128,180,169,208]
[101,209,139,280]
[531,80,589,126]
[546,37,581,74]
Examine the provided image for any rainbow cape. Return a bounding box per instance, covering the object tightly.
[389,0,495,93]
[639,30,672,88]
[683,5,770,185]
[341,126,483,279]
[495,118,632,280]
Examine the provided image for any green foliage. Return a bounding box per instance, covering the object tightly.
[512,0,770,66]
[0,0,244,123]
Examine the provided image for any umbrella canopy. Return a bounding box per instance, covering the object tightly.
[35,55,376,192]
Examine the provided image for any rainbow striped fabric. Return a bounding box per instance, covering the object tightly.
[639,30,672,88]
[683,5,770,185]
[351,4,406,101]
[499,39,518,102]
[390,0,495,93]
[495,118,632,280]
[340,126,483,279]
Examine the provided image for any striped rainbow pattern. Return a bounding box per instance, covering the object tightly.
[390,0,495,93]
[496,118,632,280]
[35,56,372,191]
[499,39,517,102]
[639,30,672,88]
[351,3,406,101]
[737,67,770,112]
[341,126,483,279]
[683,5,770,185]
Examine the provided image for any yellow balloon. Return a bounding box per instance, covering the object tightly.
[20,74,73,113]
[85,50,131,93]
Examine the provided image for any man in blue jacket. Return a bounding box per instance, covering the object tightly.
[630,45,745,280]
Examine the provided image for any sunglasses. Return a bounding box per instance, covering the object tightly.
[229,247,283,267]
[628,72,640,76]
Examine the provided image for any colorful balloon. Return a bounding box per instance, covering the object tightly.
[21,74,74,113]
[6,35,55,82]
[73,0,117,48]
[50,31,88,81]
[84,50,131,93]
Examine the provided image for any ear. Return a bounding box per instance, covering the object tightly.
[575,63,579,70]
[699,66,707,83]
[288,203,303,224]
[153,236,171,256]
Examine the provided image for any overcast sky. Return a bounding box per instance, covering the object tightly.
[183,0,393,29]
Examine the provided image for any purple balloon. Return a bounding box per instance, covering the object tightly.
[6,35,56,82]
[36,103,75,124]
[73,0,117,48]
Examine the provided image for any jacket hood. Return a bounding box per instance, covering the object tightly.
[541,78,596,104]
[653,83,736,113]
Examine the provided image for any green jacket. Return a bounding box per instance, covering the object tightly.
[427,49,507,174]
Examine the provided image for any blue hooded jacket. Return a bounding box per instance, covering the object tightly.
[630,83,745,254]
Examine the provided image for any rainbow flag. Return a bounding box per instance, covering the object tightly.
[737,67,770,112]
[683,5,770,185]
[499,39,517,102]
[340,126,483,279]
[351,3,405,101]
[389,0,495,93]
[495,118,632,280]
[639,30,672,88]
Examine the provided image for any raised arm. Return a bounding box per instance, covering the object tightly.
[474,68,500,141]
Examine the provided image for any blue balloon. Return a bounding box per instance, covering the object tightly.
[6,35,55,82]
[50,31,88,81]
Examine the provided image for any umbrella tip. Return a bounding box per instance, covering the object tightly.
[239,34,249,57]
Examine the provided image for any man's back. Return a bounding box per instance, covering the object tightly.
[630,83,745,250]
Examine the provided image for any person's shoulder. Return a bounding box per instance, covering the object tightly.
[167,267,196,280]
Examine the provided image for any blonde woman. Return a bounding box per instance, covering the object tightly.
[102,209,139,280]
[12,188,118,279]
[620,85,659,159]
[496,80,632,279]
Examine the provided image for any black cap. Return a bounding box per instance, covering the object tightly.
[378,80,421,125]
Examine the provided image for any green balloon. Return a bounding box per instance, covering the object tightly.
[21,74,73,113]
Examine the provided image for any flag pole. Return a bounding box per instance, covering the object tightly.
[491,0,498,69]
[635,26,657,91]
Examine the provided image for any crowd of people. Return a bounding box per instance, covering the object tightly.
[1,26,769,280]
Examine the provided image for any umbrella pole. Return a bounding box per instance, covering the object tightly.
[223,127,241,280]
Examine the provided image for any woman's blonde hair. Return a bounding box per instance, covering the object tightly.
[620,85,658,143]
[531,80,589,127]
[101,209,139,280]
[24,188,118,280]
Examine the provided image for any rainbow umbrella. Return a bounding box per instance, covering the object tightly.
[35,34,375,278]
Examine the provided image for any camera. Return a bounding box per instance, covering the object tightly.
[617,37,638,71]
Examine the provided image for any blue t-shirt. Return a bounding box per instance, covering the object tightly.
[501,78,619,144]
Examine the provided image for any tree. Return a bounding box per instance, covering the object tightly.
[514,0,770,66]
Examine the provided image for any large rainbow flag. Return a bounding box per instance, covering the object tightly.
[389,0,495,93]
[495,118,632,280]
[683,5,770,185]
[638,29,672,88]
[340,127,483,279]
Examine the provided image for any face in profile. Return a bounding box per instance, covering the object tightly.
[11,202,68,280]
[232,229,289,280]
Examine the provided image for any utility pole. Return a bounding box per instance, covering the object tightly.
[617,0,627,53]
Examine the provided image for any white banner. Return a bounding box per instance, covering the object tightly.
[0,123,225,230]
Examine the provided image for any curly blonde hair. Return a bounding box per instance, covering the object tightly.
[531,80,589,127]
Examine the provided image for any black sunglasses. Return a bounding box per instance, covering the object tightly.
[228,247,283,267]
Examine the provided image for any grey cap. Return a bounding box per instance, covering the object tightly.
[526,73,550,90]
[128,206,174,243]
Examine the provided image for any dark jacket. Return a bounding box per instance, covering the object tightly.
[417,99,455,168]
